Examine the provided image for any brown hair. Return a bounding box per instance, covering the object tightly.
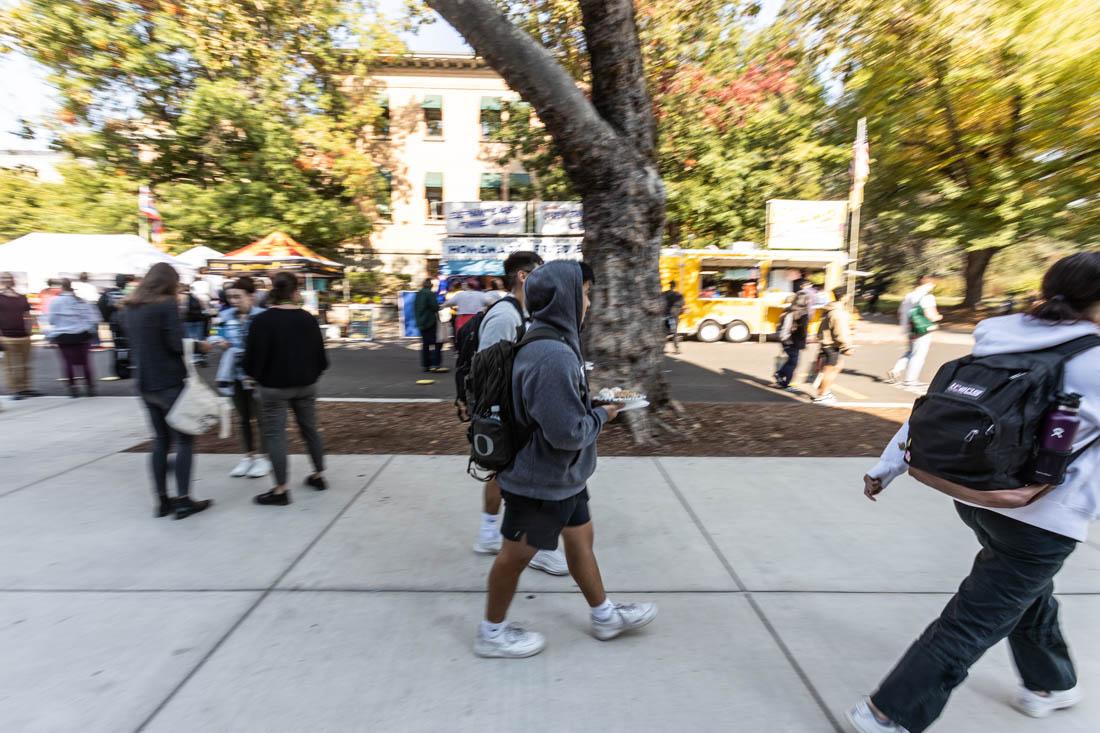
[1029,252,1100,323]
[59,278,74,292]
[269,271,299,304]
[128,262,180,306]
[230,276,256,294]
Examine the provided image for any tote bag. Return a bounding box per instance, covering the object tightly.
[167,339,231,437]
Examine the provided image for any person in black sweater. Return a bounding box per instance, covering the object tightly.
[245,271,329,506]
[125,263,213,520]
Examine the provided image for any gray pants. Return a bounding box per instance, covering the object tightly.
[259,384,325,486]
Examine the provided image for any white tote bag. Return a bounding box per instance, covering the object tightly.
[167,339,231,438]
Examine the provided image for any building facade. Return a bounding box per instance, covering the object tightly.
[353,54,532,279]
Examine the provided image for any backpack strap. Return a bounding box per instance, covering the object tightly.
[516,326,567,349]
[1044,334,1100,359]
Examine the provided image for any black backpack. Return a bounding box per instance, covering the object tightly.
[453,296,524,419]
[907,334,1100,490]
[465,327,566,480]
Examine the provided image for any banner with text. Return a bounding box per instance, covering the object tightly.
[535,201,584,235]
[441,236,583,275]
[444,202,527,235]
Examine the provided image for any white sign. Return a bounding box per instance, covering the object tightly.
[444,202,527,235]
[535,201,584,235]
[765,200,848,250]
[442,237,584,261]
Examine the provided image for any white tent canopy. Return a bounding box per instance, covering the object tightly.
[174,245,224,269]
[0,233,194,291]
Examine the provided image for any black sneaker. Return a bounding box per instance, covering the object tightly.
[156,495,173,518]
[21,390,44,397]
[255,489,291,506]
[305,474,328,491]
[174,497,213,520]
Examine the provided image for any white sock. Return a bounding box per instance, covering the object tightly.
[480,512,498,532]
[480,620,505,639]
[591,598,615,622]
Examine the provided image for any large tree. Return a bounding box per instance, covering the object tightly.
[1,0,403,253]
[427,0,669,406]
[786,0,1100,307]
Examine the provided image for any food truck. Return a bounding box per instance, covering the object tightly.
[659,245,850,342]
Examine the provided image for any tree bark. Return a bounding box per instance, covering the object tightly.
[962,248,996,310]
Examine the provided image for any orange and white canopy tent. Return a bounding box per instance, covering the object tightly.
[206,231,344,280]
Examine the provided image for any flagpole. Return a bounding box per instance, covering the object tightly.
[847,117,868,314]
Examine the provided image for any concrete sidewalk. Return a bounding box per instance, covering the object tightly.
[2,398,1099,732]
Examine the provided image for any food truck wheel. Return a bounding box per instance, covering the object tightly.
[724,321,751,343]
[697,320,723,343]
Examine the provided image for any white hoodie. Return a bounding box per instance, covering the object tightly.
[869,314,1100,541]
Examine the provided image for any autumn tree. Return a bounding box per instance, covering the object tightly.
[427,0,669,406]
[786,0,1100,307]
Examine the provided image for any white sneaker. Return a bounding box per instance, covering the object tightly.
[474,623,547,658]
[591,602,658,641]
[1011,685,1082,718]
[812,392,838,404]
[473,532,502,555]
[845,700,908,732]
[529,547,569,576]
[247,457,272,478]
[230,457,253,478]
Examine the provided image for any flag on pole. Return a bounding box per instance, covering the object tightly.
[138,185,165,246]
[849,117,869,208]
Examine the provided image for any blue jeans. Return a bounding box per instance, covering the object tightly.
[184,321,207,342]
[775,342,802,386]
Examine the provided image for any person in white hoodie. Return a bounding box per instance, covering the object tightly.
[846,252,1100,733]
[887,273,942,387]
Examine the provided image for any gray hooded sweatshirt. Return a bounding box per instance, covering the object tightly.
[497,261,609,501]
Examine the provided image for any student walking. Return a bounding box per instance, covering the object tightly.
[46,279,100,398]
[212,276,271,480]
[126,263,214,519]
[663,281,685,354]
[887,274,942,387]
[245,272,328,506]
[0,272,41,399]
[848,252,1100,733]
[774,279,813,388]
[414,279,446,373]
[812,287,854,404]
[474,261,657,658]
[469,252,567,577]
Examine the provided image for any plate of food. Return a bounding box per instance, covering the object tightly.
[595,387,650,411]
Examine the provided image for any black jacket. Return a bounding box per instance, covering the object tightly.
[125,300,187,393]
[244,307,329,388]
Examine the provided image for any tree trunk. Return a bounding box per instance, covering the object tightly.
[962,248,996,310]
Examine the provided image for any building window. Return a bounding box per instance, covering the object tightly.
[508,172,533,201]
[425,171,444,219]
[479,173,503,201]
[480,97,502,139]
[373,94,390,138]
[376,169,392,221]
[422,95,443,139]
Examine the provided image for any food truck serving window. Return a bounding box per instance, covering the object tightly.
[699,267,760,299]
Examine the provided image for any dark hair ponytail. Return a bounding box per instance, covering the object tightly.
[269,271,299,304]
[1029,252,1100,323]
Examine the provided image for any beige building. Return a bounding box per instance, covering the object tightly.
[355,54,533,278]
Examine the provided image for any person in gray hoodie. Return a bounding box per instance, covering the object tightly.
[847,252,1100,733]
[474,260,658,659]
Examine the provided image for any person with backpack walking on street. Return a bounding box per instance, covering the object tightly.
[887,273,942,387]
[465,252,566,577]
[414,279,447,374]
[98,274,134,381]
[847,252,1100,733]
[473,260,657,658]
[663,281,685,354]
[774,279,814,389]
[811,287,853,404]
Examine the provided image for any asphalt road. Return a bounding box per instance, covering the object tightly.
[6,327,971,405]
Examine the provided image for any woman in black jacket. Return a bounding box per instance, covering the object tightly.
[245,271,329,506]
[126,263,213,519]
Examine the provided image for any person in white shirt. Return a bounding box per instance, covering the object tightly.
[847,252,1100,733]
[444,279,494,336]
[72,272,99,303]
[887,273,942,387]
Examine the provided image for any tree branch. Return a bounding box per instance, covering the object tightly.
[577,0,657,162]
[932,56,974,190]
[426,0,624,179]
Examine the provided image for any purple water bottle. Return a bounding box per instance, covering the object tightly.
[1031,392,1083,485]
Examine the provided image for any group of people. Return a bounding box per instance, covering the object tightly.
[413,276,507,374]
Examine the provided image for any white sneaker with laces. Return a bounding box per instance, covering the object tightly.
[247,457,272,478]
[473,532,502,555]
[1011,685,1082,718]
[845,700,908,732]
[230,457,254,478]
[528,547,569,576]
[474,623,546,658]
[812,392,838,404]
[591,601,658,641]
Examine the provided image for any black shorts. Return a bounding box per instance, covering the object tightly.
[500,489,591,550]
[820,345,842,367]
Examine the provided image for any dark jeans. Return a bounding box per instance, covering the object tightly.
[56,341,93,384]
[872,503,1078,732]
[232,380,266,454]
[775,342,803,386]
[260,383,325,486]
[141,386,193,500]
[421,329,442,370]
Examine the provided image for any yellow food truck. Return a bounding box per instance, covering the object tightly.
[659,245,850,342]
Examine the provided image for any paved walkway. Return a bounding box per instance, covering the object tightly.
[2,398,1098,732]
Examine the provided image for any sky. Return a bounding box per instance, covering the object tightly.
[0,0,783,150]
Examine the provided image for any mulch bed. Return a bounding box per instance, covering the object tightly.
[125,402,907,457]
